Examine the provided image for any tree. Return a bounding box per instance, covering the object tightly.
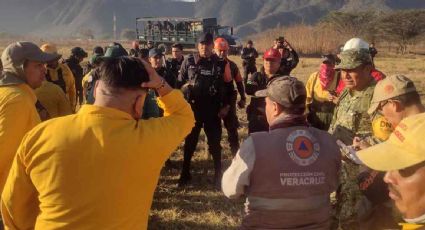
[121,29,137,41]
[375,10,425,54]
[319,11,377,39]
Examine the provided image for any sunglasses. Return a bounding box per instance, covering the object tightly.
[377,100,390,112]
[398,161,425,178]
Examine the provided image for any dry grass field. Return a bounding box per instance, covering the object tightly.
[0,39,424,229]
[147,54,425,230]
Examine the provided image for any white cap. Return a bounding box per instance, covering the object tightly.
[343,38,369,51]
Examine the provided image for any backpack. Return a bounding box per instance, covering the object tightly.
[46,68,66,93]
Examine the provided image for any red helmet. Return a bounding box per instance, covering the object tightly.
[214,37,229,51]
[263,48,281,61]
[132,40,140,49]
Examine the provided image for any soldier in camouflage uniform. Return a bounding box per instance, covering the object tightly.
[328,48,385,230]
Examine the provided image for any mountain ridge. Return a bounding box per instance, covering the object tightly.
[0,0,423,38]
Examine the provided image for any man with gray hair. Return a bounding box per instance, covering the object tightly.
[222,76,341,229]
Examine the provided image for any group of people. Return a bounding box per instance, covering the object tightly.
[0,32,424,230]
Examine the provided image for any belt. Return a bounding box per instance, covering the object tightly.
[247,194,330,211]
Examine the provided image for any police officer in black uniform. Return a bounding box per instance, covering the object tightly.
[129,40,141,58]
[177,32,233,187]
[240,40,258,84]
[65,47,87,106]
[149,48,176,88]
[166,43,185,79]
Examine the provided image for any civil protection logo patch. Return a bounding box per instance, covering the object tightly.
[286,130,320,166]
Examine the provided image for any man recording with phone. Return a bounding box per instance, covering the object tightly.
[273,36,299,75]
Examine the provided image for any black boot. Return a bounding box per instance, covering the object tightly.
[178,164,192,187]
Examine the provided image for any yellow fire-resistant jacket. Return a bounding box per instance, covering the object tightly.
[46,63,76,109]
[400,223,425,230]
[1,90,194,230]
[35,81,72,118]
[0,84,40,194]
[305,71,339,105]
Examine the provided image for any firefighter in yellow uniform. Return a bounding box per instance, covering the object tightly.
[40,43,77,110]
[35,81,73,118]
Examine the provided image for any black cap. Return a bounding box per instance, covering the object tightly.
[93,46,104,55]
[71,47,88,58]
[197,32,213,45]
[140,48,149,59]
[321,54,336,65]
[276,36,285,42]
[149,48,163,58]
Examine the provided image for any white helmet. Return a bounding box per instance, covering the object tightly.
[343,38,369,51]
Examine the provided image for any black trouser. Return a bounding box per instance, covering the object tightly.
[246,100,269,134]
[243,64,257,85]
[223,94,239,155]
[76,87,84,106]
[181,107,222,180]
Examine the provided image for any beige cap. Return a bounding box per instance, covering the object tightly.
[368,75,417,114]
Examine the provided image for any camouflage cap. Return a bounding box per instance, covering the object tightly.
[335,48,372,70]
[368,75,417,114]
[255,76,306,109]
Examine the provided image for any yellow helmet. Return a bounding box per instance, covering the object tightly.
[372,115,393,141]
[40,43,59,55]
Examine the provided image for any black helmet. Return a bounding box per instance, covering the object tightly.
[71,47,88,58]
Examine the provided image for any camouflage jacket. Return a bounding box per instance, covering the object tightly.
[328,82,376,145]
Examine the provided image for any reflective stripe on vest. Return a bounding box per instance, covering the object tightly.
[247,194,329,211]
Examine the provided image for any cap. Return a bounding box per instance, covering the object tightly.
[71,47,88,58]
[93,46,104,55]
[321,54,336,65]
[197,32,214,44]
[357,113,425,171]
[368,75,417,114]
[343,38,369,51]
[255,76,306,109]
[276,36,285,42]
[147,40,153,44]
[263,48,281,61]
[89,54,103,65]
[103,46,128,58]
[214,37,229,51]
[139,48,149,59]
[149,48,163,58]
[247,40,253,45]
[335,48,372,70]
[40,43,59,55]
[1,42,60,66]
